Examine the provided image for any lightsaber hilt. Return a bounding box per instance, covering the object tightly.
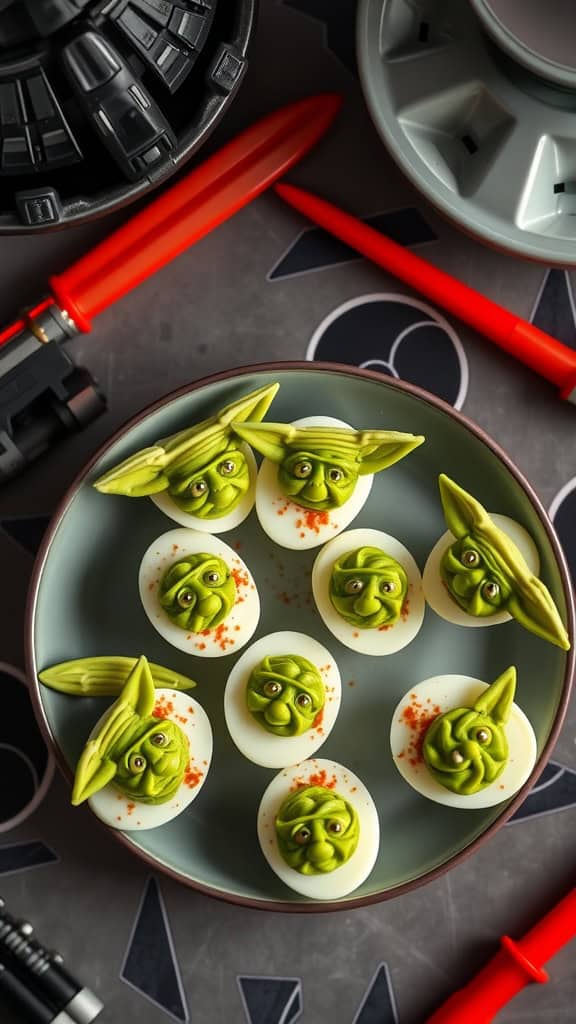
[0,900,103,1024]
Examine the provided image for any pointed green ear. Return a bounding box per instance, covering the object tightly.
[71,742,117,805]
[356,431,425,475]
[507,577,571,651]
[121,656,156,717]
[93,447,170,497]
[218,382,280,427]
[231,422,297,462]
[438,474,487,538]
[474,666,516,723]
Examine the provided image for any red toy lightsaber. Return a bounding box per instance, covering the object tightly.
[426,886,576,1023]
[0,95,340,350]
[274,183,576,404]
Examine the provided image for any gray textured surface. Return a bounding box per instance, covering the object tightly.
[0,2,575,1022]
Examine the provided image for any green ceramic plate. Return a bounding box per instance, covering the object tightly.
[26,364,574,911]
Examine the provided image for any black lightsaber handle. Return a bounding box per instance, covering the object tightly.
[0,902,103,1023]
[0,961,75,1024]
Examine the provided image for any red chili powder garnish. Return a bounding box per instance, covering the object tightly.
[398,693,441,767]
[401,598,410,621]
[378,623,392,631]
[194,641,207,651]
[116,816,122,822]
[184,765,203,789]
[313,708,324,730]
[188,706,195,714]
[291,768,337,791]
[127,802,135,816]
[172,544,179,552]
[352,631,360,638]
[148,582,155,591]
[301,509,330,534]
[153,695,175,719]
[201,622,234,651]
[231,567,249,589]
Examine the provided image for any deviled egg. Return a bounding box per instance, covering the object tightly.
[312,528,425,655]
[139,528,259,657]
[224,631,341,768]
[390,667,537,809]
[423,476,570,652]
[71,656,212,831]
[232,415,424,550]
[257,758,380,899]
[93,382,279,534]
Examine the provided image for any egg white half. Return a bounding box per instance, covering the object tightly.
[87,689,213,831]
[224,631,342,768]
[254,416,373,551]
[139,528,259,657]
[312,528,425,656]
[150,443,258,533]
[257,758,380,900]
[255,757,377,901]
[390,675,537,809]
[422,514,540,628]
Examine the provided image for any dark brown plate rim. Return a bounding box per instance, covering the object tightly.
[25,361,576,913]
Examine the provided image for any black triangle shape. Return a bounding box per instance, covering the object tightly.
[510,761,576,822]
[1,516,51,556]
[238,976,302,1024]
[269,209,437,280]
[354,964,398,1024]
[121,876,188,1022]
[284,0,357,74]
[0,841,58,876]
[531,270,576,350]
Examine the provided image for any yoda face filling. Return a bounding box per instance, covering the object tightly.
[423,667,515,796]
[441,535,512,617]
[71,656,190,808]
[159,554,236,633]
[112,718,189,803]
[330,547,408,628]
[279,450,358,510]
[275,785,360,874]
[167,442,251,517]
[246,655,325,736]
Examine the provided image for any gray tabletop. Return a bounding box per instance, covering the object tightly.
[1,2,576,1023]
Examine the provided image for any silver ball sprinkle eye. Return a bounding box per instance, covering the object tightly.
[476,728,491,744]
[381,581,396,594]
[294,827,311,845]
[150,733,166,747]
[204,571,221,585]
[294,461,312,479]
[219,460,236,476]
[344,579,364,595]
[129,754,146,773]
[451,750,465,765]
[177,588,194,608]
[327,821,343,834]
[329,468,343,482]
[190,480,207,497]
[264,681,282,697]
[462,549,480,566]
[482,581,500,600]
[296,693,312,708]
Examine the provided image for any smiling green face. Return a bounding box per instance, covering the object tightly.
[111,718,189,803]
[246,655,325,736]
[159,553,236,633]
[330,546,408,628]
[275,786,360,874]
[279,451,358,510]
[167,442,251,517]
[71,657,189,807]
[423,667,515,795]
[441,535,511,617]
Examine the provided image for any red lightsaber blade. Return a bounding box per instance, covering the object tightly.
[274,183,576,405]
[0,94,341,351]
[426,886,576,1023]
